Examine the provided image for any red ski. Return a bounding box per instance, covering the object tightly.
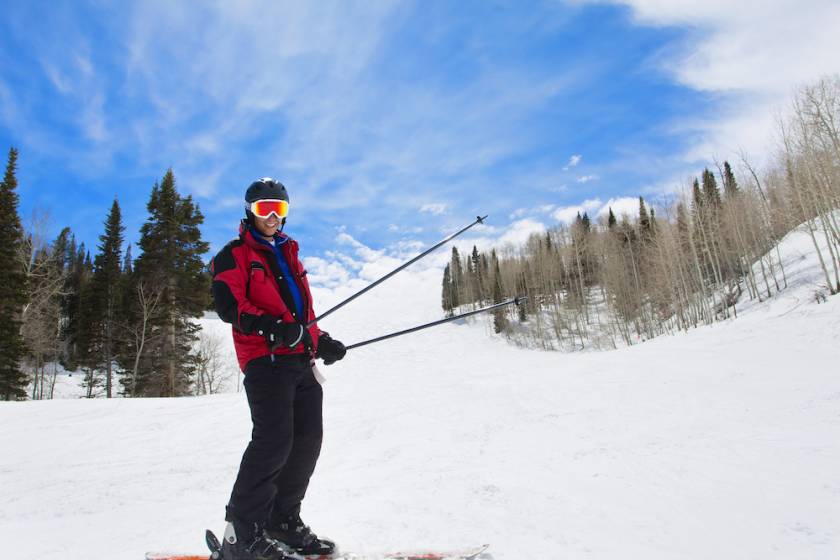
[146,542,490,560]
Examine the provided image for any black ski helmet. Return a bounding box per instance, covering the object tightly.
[244,177,289,227]
[245,177,288,204]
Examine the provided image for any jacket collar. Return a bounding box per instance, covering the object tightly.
[239,220,295,252]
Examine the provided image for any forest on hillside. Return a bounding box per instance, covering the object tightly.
[442,77,840,351]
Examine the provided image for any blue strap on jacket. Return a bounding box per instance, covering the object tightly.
[251,228,305,320]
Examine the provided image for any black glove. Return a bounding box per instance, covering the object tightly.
[254,316,313,352]
[317,332,346,365]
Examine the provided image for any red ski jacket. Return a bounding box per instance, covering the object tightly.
[210,222,321,371]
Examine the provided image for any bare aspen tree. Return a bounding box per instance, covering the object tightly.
[194,330,234,395]
[19,216,68,399]
[125,281,163,396]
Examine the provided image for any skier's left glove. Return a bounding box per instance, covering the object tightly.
[317,332,346,365]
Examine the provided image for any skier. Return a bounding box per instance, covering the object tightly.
[210,178,347,559]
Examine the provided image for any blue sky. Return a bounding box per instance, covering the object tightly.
[1,1,838,279]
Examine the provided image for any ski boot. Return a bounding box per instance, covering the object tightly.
[265,513,336,558]
[209,521,302,560]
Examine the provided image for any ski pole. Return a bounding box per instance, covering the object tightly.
[344,297,526,351]
[307,215,488,327]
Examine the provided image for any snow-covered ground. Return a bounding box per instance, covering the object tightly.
[2,225,839,560]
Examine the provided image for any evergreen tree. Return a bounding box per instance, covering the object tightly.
[0,148,28,400]
[691,178,703,212]
[89,199,125,398]
[76,278,102,397]
[490,251,507,333]
[62,241,94,369]
[132,170,209,397]
[675,203,692,256]
[50,228,74,367]
[581,212,591,234]
[723,161,740,199]
[449,247,463,309]
[638,197,651,241]
[115,243,140,396]
[441,263,453,315]
[701,168,722,207]
[470,245,485,305]
[515,270,528,322]
[607,207,617,229]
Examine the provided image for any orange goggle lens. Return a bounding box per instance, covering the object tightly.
[251,199,289,219]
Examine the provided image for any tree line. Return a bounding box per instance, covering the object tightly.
[0,161,213,400]
[442,76,840,350]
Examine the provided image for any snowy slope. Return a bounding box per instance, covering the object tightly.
[1,226,839,560]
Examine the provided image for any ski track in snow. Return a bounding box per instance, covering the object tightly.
[1,227,839,559]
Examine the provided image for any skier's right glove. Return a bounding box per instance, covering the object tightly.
[254,315,313,352]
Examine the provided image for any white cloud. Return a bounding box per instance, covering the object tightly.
[562,154,582,170]
[420,203,448,215]
[508,204,556,220]
[597,196,639,220]
[499,218,547,246]
[576,174,598,183]
[589,0,840,164]
[550,195,641,225]
[303,256,353,289]
[551,198,602,224]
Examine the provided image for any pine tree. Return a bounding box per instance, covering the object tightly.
[89,199,125,398]
[581,212,591,234]
[62,241,94,369]
[701,168,722,207]
[691,177,704,210]
[0,148,28,400]
[515,270,528,322]
[607,207,617,229]
[490,251,507,333]
[132,170,209,397]
[638,197,651,241]
[723,161,739,199]
[449,247,463,309]
[441,263,453,315]
[470,245,484,305]
[50,228,74,368]
[76,278,102,397]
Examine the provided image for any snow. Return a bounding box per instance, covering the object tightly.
[2,226,839,559]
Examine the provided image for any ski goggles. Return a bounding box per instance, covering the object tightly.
[249,199,289,219]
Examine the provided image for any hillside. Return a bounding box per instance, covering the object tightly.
[1,225,838,560]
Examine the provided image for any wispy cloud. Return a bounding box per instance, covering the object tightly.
[420,203,448,215]
[562,154,582,170]
[589,0,840,164]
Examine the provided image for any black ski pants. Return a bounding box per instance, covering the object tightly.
[226,354,323,526]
